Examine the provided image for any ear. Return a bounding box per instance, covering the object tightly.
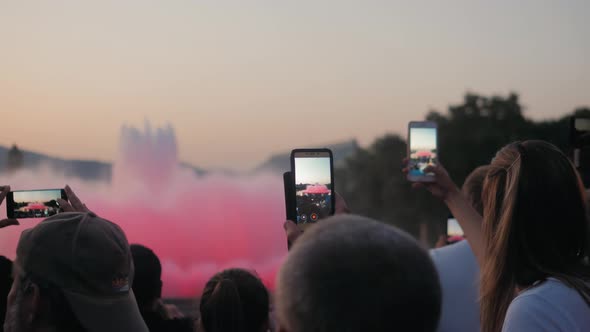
[21,282,42,326]
[157,280,163,298]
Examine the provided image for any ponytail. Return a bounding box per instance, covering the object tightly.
[200,278,246,332]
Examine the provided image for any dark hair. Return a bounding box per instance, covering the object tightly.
[578,133,590,188]
[480,140,590,332]
[130,244,163,308]
[462,165,492,215]
[0,256,13,328]
[200,268,269,332]
[277,215,441,332]
[19,274,86,331]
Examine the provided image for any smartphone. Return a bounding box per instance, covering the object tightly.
[290,149,335,225]
[6,189,67,219]
[283,171,297,222]
[407,121,438,182]
[447,217,464,237]
[570,116,590,148]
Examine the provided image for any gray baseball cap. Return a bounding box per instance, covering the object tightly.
[16,212,148,332]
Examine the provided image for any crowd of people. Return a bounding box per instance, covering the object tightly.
[0,139,589,332]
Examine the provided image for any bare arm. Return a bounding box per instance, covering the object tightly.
[404,162,486,266]
[443,187,485,266]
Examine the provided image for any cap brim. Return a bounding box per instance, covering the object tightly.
[64,289,148,332]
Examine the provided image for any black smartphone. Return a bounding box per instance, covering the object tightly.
[290,149,335,226]
[570,116,590,149]
[407,121,438,182]
[446,215,465,244]
[283,171,297,222]
[6,189,67,219]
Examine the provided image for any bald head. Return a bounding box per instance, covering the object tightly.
[276,215,441,332]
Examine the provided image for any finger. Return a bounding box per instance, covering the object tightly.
[0,185,10,204]
[65,185,87,212]
[164,304,184,319]
[284,220,303,245]
[402,158,409,167]
[57,198,75,212]
[335,192,351,215]
[422,165,437,174]
[402,167,409,174]
[412,183,425,190]
[0,219,19,228]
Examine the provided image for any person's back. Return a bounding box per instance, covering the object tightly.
[276,215,441,332]
[131,244,195,332]
[431,240,479,331]
[502,278,590,332]
[430,165,490,332]
[198,268,270,332]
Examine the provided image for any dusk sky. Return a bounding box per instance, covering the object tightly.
[410,128,436,151]
[1,1,588,170]
[295,157,331,185]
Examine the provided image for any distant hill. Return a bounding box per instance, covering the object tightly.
[0,140,359,181]
[0,145,112,181]
[253,140,360,174]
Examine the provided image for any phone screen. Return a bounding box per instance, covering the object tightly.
[409,124,438,179]
[447,218,464,238]
[7,189,66,219]
[293,151,333,224]
[575,118,590,132]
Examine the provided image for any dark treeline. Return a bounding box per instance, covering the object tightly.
[336,92,590,244]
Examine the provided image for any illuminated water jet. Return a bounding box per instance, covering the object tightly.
[0,123,287,297]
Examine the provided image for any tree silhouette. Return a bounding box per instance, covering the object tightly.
[7,144,24,173]
[336,92,589,244]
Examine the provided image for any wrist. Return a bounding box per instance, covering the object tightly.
[443,186,462,205]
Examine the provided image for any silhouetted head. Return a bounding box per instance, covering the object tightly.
[462,165,492,215]
[130,244,163,311]
[276,215,441,332]
[199,268,269,332]
[578,133,590,188]
[5,212,147,332]
[480,140,590,332]
[0,256,14,328]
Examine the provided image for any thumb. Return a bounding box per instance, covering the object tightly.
[284,220,303,246]
[0,219,19,228]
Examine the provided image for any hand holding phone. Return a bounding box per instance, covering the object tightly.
[6,188,67,219]
[0,186,19,228]
[407,121,438,182]
[289,149,335,227]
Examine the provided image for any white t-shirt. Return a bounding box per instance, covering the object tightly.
[502,278,590,332]
[430,240,480,332]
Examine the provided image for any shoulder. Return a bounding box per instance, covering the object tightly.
[430,240,475,266]
[502,279,590,332]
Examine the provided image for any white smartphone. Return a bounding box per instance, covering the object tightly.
[407,121,438,182]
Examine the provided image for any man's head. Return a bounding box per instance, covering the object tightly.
[276,215,441,332]
[130,244,162,311]
[5,212,148,332]
[461,165,492,215]
[0,256,13,328]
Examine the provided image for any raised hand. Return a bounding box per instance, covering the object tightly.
[402,159,460,202]
[284,192,351,249]
[0,185,19,228]
[57,185,92,213]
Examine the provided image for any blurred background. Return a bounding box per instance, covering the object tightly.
[1,0,589,300]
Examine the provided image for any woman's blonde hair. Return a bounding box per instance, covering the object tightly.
[480,140,590,332]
